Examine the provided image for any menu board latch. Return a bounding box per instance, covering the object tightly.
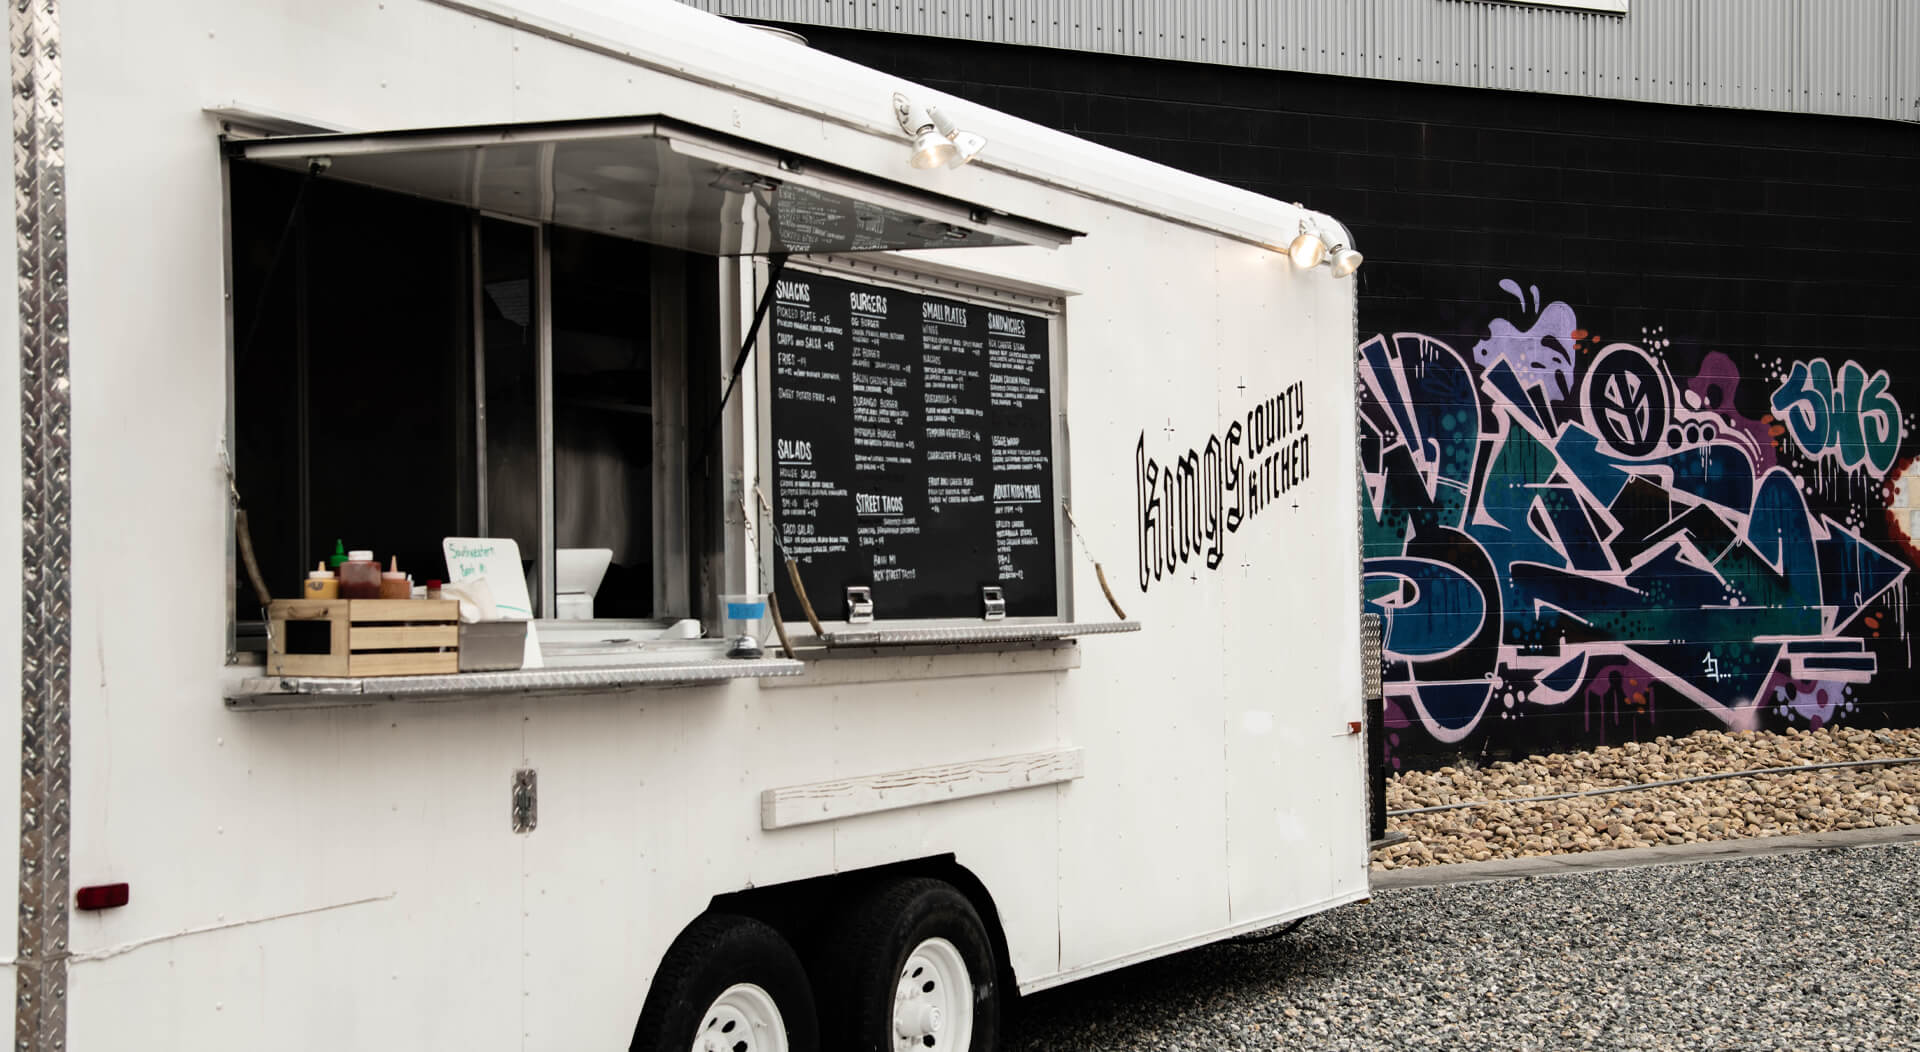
[846,586,875,624]
[981,586,1007,621]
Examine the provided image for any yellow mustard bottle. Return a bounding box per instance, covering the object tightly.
[304,561,340,600]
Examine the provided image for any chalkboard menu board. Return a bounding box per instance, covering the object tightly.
[768,270,1058,621]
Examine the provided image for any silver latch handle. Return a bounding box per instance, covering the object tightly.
[981,586,1007,621]
[846,586,875,624]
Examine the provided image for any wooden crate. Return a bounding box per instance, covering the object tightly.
[267,599,460,677]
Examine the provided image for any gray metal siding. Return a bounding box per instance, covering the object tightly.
[685,0,1919,122]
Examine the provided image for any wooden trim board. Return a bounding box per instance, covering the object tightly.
[761,748,1084,830]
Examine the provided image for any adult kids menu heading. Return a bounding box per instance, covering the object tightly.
[768,270,1058,621]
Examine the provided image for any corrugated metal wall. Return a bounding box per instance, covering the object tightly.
[684,0,1919,123]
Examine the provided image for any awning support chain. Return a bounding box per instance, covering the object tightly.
[1063,502,1128,621]
[753,485,826,639]
[698,253,789,473]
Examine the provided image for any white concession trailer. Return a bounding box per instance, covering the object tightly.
[4,1,1370,1049]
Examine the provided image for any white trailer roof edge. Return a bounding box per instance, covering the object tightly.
[424,0,1358,256]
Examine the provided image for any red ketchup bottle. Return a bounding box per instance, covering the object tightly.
[338,549,382,599]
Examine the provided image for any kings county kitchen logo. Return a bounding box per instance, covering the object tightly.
[1135,381,1312,592]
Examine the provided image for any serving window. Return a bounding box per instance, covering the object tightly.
[228,162,692,649]
[222,115,1092,679]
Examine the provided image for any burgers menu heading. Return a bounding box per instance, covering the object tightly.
[768,270,1058,621]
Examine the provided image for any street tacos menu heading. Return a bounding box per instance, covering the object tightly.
[768,270,1057,621]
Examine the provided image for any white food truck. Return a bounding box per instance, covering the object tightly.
[3,1,1371,1049]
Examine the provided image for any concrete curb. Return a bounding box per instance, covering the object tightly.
[1371,824,1920,889]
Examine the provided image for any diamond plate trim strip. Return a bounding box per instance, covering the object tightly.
[1360,613,1383,701]
[821,620,1141,649]
[225,658,807,710]
[12,0,73,1048]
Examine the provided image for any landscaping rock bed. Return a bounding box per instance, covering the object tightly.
[1374,726,1920,869]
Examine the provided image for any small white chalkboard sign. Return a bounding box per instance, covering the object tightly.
[442,537,543,669]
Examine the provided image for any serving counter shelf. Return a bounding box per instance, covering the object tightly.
[228,621,1139,709]
[227,655,804,710]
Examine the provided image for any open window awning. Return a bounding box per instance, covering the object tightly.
[230,116,1082,255]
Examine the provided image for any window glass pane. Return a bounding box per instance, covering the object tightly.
[551,227,654,618]
[233,171,674,636]
[306,184,471,583]
[480,218,543,611]
[231,162,471,613]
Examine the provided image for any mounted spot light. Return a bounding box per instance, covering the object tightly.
[1285,216,1363,279]
[909,121,958,170]
[1287,224,1328,270]
[928,106,987,168]
[895,92,986,170]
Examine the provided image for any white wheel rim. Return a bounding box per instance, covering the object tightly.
[694,983,789,1052]
[892,936,974,1052]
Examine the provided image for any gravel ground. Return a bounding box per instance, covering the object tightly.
[1377,727,1920,869]
[1007,843,1920,1051]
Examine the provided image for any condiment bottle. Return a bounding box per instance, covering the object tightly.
[303,561,339,600]
[379,556,412,600]
[425,579,443,600]
[327,539,349,572]
[338,549,382,599]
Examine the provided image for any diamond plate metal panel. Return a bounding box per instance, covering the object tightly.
[1360,612,1383,701]
[226,657,808,709]
[11,0,73,1047]
[821,619,1141,648]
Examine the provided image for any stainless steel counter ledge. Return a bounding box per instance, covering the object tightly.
[226,657,806,710]
[819,620,1140,648]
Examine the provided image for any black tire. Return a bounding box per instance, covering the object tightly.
[630,912,820,1052]
[812,878,1001,1052]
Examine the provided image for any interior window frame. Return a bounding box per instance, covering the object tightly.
[475,218,695,626]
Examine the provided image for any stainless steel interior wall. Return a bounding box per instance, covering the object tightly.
[686,0,1919,123]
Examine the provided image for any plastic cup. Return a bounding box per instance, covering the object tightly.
[720,594,768,658]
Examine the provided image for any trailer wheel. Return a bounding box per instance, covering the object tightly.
[629,912,819,1052]
[815,878,1000,1052]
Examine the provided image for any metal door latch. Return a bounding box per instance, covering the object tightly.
[846,586,874,624]
[511,768,537,834]
[981,586,1006,620]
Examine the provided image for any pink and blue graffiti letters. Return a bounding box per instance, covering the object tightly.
[1361,283,1912,762]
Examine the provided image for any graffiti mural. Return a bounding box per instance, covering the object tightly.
[1362,281,1917,767]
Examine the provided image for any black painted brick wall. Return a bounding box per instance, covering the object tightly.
[797,27,1917,359]
[789,27,1920,767]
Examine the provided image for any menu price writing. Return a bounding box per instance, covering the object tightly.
[769,270,1057,621]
